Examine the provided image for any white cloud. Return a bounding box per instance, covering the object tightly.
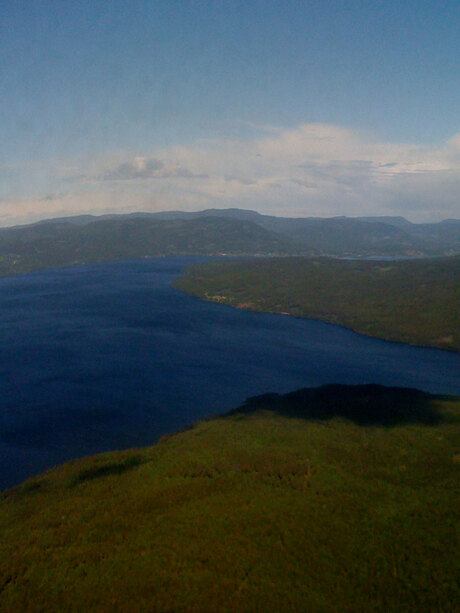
[77,156,208,182]
[2,123,460,225]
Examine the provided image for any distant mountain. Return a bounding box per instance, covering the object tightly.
[401,219,460,253]
[0,208,458,277]
[145,209,460,255]
[356,215,414,229]
[253,216,428,256]
[356,216,460,252]
[149,208,264,222]
[0,216,295,277]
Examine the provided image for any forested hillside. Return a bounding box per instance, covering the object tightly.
[1,385,458,612]
[176,255,460,352]
[0,209,458,278]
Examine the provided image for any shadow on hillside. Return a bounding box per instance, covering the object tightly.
[229,384,445,426]
[69,455,144,487]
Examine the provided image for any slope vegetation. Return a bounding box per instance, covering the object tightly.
[0,216,294,277]
[0,386,459,612]
[175,255,460,352]
[0,209,458,277]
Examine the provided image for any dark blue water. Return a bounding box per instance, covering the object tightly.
[1,257,459,490]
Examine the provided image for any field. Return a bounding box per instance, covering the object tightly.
[1,386,459,612]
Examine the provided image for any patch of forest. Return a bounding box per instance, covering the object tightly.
[175,255,460,352]
[1,385,459,611]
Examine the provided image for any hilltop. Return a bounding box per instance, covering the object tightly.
[1,385,459,612]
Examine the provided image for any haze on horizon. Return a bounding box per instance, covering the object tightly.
[1,0,459,227]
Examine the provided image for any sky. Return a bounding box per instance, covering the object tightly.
[1,0,459,226]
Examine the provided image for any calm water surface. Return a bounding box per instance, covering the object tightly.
[1,257,459,489]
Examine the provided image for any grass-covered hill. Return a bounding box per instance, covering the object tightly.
[175,255,460,352]
[1,385,459,612]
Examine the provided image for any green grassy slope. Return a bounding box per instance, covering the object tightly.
[175,255,460,352]
[1,386,459,612]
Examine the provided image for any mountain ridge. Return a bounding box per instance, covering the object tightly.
[0,208,458,277]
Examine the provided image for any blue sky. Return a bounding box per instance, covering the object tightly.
[1,0,459,224]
